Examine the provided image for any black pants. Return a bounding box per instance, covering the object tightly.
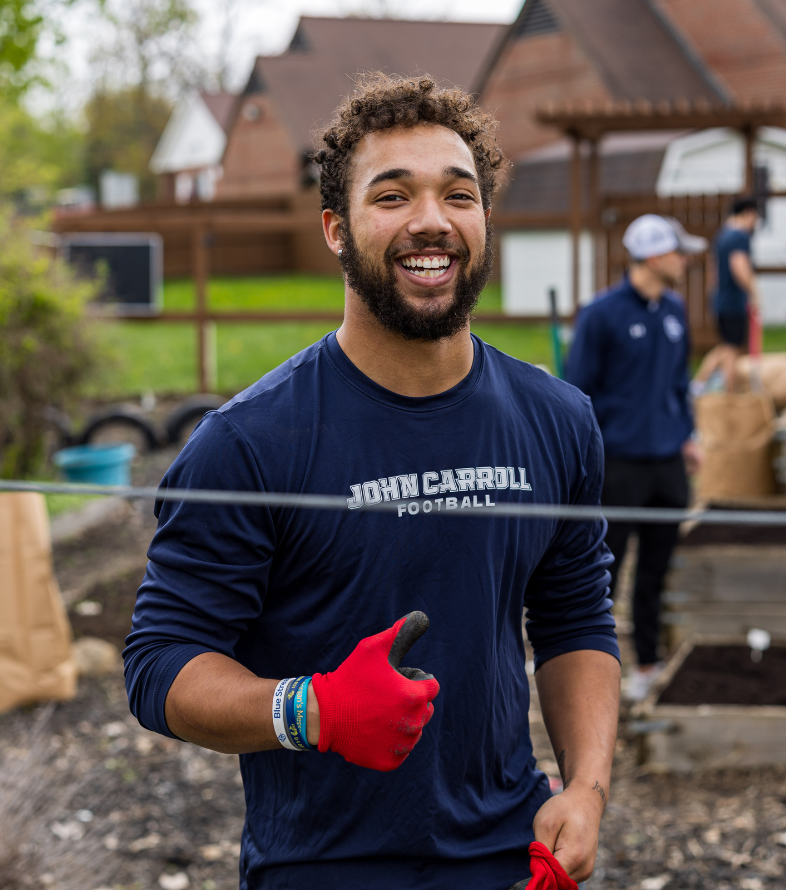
[602,454,688,666]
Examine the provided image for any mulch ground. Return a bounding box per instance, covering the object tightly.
[0,673,246,890]
[2,449,786,889]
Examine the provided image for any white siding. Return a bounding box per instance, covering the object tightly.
[758,275,786,325]
[502,230,594,316]
[657,128,786,326]
[657,127,786,197]
[149,93,227,175]
[99,171,138,209]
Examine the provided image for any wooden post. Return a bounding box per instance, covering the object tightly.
[193,223,212,393]
[743,125,756,195]
[588,138,601,293]
[569,133,582,314]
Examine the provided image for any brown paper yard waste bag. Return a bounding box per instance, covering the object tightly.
[695,392,776,501]
[0,492,76,713]
[736,353,786,410]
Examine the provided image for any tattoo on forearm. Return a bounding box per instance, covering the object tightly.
[592,780,607,808]
[557,749,572,788]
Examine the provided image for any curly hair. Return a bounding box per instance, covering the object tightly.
[313,73,508,219]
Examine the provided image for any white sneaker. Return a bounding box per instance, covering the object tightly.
[624,662,665,702]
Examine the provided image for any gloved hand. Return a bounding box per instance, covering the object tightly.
[508,841,579,890]
[310,611,439,771]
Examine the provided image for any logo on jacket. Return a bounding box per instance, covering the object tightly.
[629,323,647,339]
[663,315,684,343]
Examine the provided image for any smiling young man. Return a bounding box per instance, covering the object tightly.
[125,75,620,890]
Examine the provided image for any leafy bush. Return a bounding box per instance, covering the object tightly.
[0,207,109,477]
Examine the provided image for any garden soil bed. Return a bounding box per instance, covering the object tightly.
[680,505,786,548]
[68,567,146,650]
[659,645,786,706]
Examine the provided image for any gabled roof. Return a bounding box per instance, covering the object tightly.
[150,92,229,175]
[246,16,506,152]
[199,91,236,134]
[478,0,722,103]
[651,0,786,102]
[756,0,786,40]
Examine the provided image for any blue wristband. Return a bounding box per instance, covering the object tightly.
[285,676,313,751]
[295,677,314,750]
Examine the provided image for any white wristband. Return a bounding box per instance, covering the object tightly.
[272,678,297,750]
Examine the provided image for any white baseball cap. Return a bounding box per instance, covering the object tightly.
[622,214,708,260]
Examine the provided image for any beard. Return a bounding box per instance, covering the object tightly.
[338,221,495,341]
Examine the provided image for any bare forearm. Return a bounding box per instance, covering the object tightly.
[164,652,319,754]
[535,649,620,810]
[729,251,757,299]
[749,277,761,309]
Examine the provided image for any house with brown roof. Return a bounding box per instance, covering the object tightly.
[484,0,786,322]
[215,15,505,201]
[479,0,722,162]
[484,0,786,211]
[127,4,786,315]
[150,91,236,203]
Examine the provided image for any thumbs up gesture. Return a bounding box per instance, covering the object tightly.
[310,612,440,771]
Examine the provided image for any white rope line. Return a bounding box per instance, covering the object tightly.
[2,479,785,525]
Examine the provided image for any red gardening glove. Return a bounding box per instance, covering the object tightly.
[508,842,579,890]
[310,611,439,771]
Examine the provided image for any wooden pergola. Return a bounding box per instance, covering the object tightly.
[536,98,786,312]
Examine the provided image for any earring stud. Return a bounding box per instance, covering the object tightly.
[337,248,343,259]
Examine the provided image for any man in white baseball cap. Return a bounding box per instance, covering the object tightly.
[622,214,708,261]
[566,214,705,701]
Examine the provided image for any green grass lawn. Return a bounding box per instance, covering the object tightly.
[162,275,348,313]
[763,326,786,352]
[93,274,786,398]
[162,275,505,315]
[95,277,552,397]
[45,492,100,518]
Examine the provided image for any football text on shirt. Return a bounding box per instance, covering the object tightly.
[347,466,532,515]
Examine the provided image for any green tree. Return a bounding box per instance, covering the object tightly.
[0,0,89,202]
[82,0,205,200]
[102,0,200,92]
[0,100,83,201]
[0,0,44,98]
[0,206,108,477]
[83,87,171,201]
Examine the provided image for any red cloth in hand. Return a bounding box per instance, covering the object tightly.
[311,616,440,771]
[526,841,579,890]
[748,304,763,357]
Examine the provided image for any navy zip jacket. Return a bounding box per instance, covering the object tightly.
[124,332,618,890]
[565,278,693,461]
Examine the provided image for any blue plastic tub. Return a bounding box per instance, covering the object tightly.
[53,443,136,486]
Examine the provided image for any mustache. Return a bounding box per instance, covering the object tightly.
[384,239,470,263]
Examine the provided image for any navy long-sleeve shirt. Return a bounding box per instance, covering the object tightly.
[124,332,618,890]
[714,226,751,317]
[566,278,693,460]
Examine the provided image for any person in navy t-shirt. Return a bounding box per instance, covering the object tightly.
[695,196,760,390]
[124,75,620,890]
[566,215,705,703]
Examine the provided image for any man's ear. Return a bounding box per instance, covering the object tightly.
[485,206,492,222]
[322,209,343,257]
